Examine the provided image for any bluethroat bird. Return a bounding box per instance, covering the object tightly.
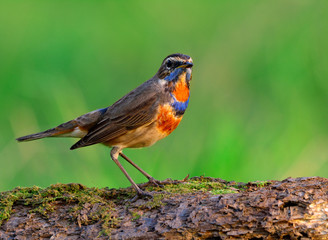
[17,53,193,198]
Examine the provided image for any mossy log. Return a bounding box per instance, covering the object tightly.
[0,176,327,239]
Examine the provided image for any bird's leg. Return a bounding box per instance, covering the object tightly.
[110,148,151,198]
[119,152,162,187]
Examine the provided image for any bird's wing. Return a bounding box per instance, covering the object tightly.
[70,81,160,149]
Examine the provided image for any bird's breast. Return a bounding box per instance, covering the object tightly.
[156,104,182,136]
[154,70,190,137]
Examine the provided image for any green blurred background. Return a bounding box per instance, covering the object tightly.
[1,1,328,191]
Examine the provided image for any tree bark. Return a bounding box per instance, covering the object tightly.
[1,176,327,239]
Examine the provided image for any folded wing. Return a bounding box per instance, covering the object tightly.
[70,82,160,150]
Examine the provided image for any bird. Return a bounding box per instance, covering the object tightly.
[16,53,193,198]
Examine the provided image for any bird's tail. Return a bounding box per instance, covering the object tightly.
[16,120,79,142]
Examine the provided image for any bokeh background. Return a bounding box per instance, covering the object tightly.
[1,1,328,191]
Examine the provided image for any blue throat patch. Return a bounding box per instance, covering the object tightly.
[165,67,191,115]
[164,68,184,82]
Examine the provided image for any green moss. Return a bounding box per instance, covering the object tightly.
[141,193,166,209]
[130,210,141,221]
[146,180,238,195]
[209,188,237,195]
[141,178,240,208]
[0,177,268,233]
[30,203,55,217]
[98,207,118,236]
[0,183,119,235]
[253,180,271,188]
[0,186,41,225]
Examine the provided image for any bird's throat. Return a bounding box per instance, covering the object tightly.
[170,71,190,116]
[172,72,190,102]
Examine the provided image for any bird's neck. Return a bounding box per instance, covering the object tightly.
[169,71,190,116]
[172,72,190,101]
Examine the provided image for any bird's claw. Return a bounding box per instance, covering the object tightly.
[130,190,153,202]
[147,177,164,188]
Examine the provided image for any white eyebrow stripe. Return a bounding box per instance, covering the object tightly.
[165,57,184,64]
[165,57,174,63]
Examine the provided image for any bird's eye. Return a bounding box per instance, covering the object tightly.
[166,60,173,68]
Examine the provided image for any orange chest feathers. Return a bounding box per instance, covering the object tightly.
[156,104,182,136]
[156,74,190,136]
[172,74,190,102]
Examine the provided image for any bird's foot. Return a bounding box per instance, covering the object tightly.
[146,177,164,188]
[137,177,165,189]
[130,190,153,202]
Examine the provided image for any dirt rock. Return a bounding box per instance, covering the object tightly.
[1,177,327,239]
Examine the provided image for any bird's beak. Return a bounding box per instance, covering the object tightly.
[178,61,193,69]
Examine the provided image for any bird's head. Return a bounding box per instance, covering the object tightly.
[157,53,193,81]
